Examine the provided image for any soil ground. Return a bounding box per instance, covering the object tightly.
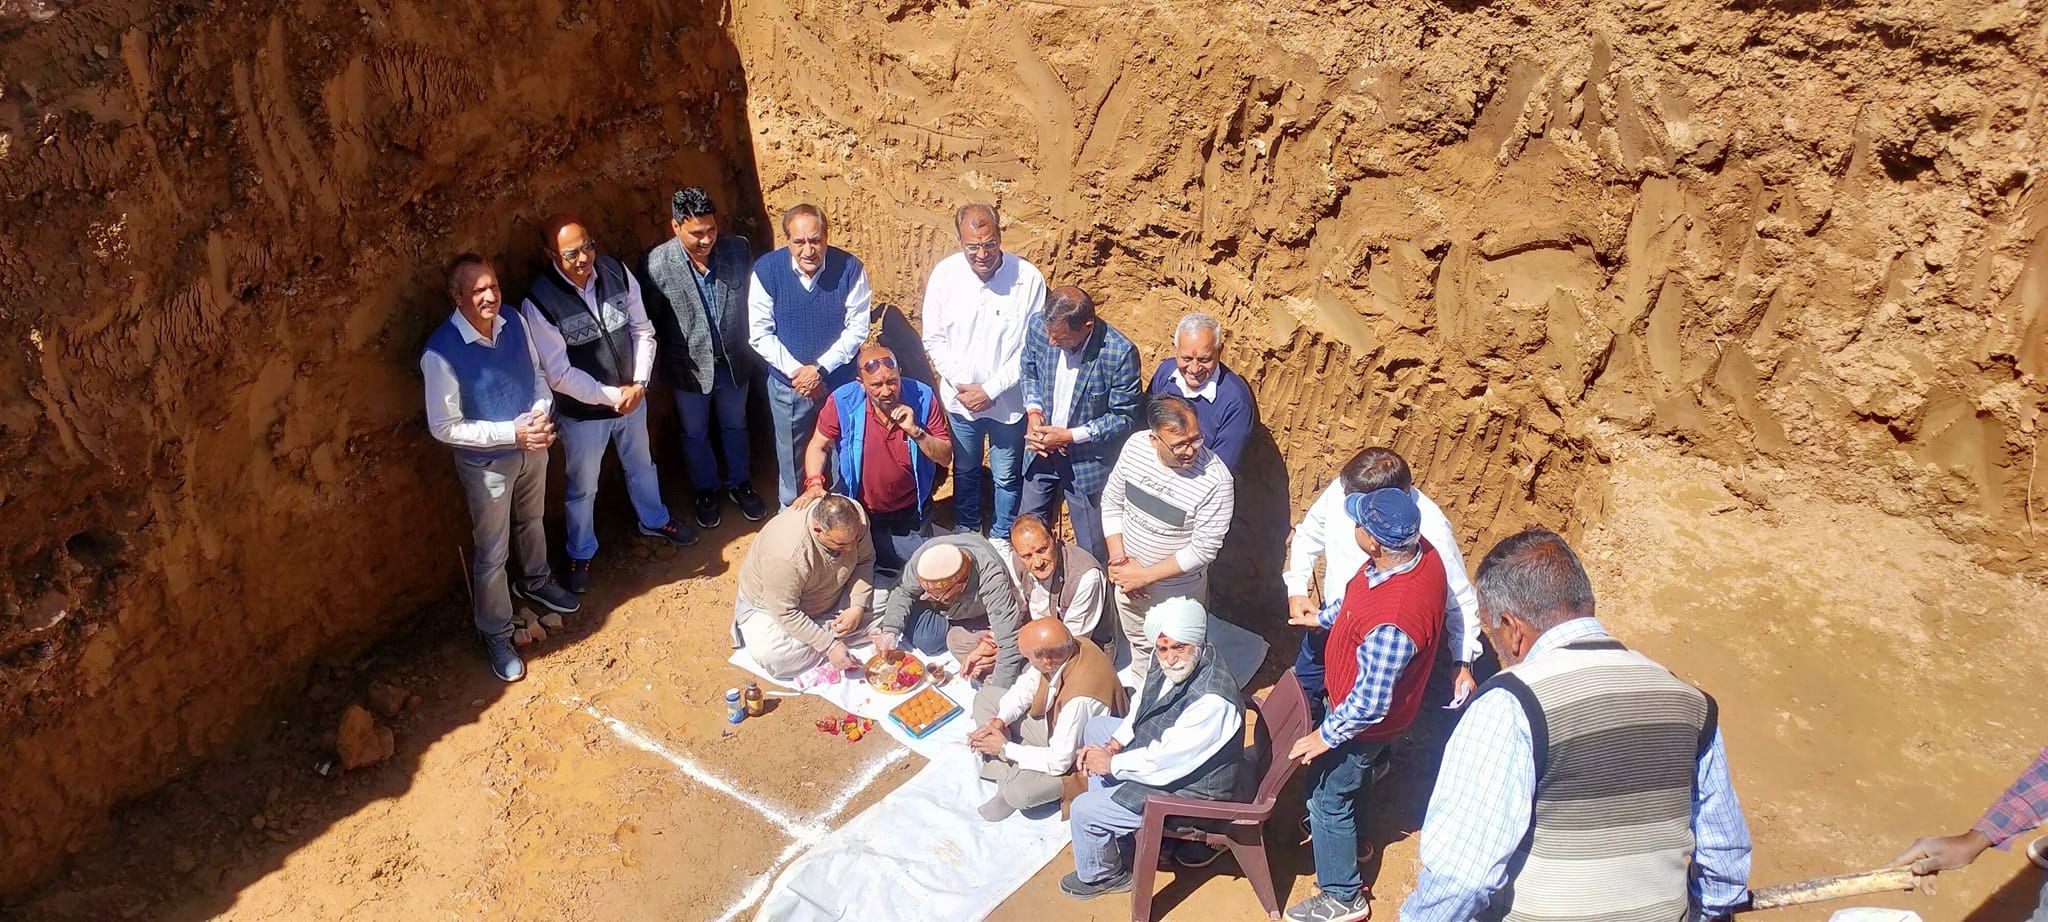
[8,437,2046,921]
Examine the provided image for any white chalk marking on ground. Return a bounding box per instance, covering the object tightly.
[587,706,806,837]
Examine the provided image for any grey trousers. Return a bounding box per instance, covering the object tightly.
[455,449,553,636]
[971,683,1063,810]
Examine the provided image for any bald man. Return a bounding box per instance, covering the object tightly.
[800,344,954,583]
[967,618,1129,821]
[521,215,694,595]
[878,535,1026,688]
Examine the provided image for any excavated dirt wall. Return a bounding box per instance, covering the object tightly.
[0,0,760,893]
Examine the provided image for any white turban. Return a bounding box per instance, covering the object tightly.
[1144,596,1208,647]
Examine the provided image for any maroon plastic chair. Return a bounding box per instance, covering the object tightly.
[1130,669,1309,921]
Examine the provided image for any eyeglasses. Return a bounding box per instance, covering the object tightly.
[860,354,898,374]
[557,242,597,261]
[961,241,1000,254]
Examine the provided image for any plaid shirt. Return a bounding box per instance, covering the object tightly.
[1315,552,1425,747]
[1019,314,1142,497]
[1974,747,2048,848]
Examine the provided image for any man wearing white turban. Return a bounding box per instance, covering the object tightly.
[1058,596,1247,899]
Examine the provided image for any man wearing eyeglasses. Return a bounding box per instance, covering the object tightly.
[1100,395,1235,680]
[520,214,695,596]
[748,204,873,508]
[919,204,1046,560]
[797,345,954,585]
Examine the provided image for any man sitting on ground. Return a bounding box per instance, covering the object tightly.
[1008,513,1106,639]
[877,538,1027,688]
[1061,598,1246,900]
[1281,488,1447,922]
[967,619,1128,821]
[731,494,876,681]
[799,344,954,585]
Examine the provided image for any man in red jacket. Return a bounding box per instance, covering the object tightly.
[1283,487,1447,922]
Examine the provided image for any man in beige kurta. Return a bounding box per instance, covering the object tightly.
[733,493,877,679]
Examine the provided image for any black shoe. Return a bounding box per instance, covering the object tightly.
[694,493,722,530]
[512,580,580,615]
[730,484,768,522]
[1058,870,1132,900]
[482,631,525,682]
[639,520,699,546]
[563,558,591,594]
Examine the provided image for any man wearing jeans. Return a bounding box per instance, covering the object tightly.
[641,187,769,528]
[748,203,872,507]
[421,253,579,682]
[1281,488,1445,922]
[919,204,1044,555]
[1018,285,1142,565]
[522,215,695,595]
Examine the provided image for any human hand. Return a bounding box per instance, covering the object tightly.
[792,365,824,399]
[1108,559,1154,593]
[1035,426,1074,453]
[1289,732,1332,764]
[1286,594,1319,628]
[1104,739,1124,756]
[1077,746,1114,776]
[514,412,557,451]
[957,383,992,412]
[825,641,857,671]
[1446,665,1477,709]
[1888,831,1991,876]
[870,629,898,654]
[794,482,827,509]
[830,607,863,636]
[969,731,1008,756]
[887,404,924,438]
[615,384,646,414]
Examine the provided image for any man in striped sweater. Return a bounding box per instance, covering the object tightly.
[1100,396,1235,680]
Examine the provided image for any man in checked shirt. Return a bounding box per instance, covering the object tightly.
[1891,747,2048,919]
[1279,488,1446,922]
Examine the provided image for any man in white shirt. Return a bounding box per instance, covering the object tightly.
[1101,396,1235,679]
[1009,513,1106,638]
[747,204,873,507]
[1061,598,1246,899]
[1283,446,1481,713]
[967,618,1128,821]
[421,253,579,683]
[521,215,694,596]
[919,204,1045,554]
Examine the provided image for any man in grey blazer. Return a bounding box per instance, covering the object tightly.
[641,187,769,528]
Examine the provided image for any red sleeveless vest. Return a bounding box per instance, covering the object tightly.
[1322,540,1447,744]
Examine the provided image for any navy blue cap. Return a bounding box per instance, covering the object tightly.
[1345,487,1421,547]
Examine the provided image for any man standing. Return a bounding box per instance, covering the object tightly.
[799,344,954,583]
[1008,513,1106,638]
[1101,396,1234,679]
[731,494,876,681]
[1147,312,1257,471]
[749,204,872,507]
[641,187,769,529]
[1061,598,1246,899]
[1404,528,1752,921]
[877,538,1027,688]
[920,204,1045,555]
[1280,489,1446,922]
[966,619,1128,821]
[1019,285,1142,564]
[1889,748,2048,920]
[421,253,580,682]
[521,215,694,595]
[1284,446,1482,716]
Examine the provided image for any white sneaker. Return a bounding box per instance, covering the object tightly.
[2028,834,2047,870]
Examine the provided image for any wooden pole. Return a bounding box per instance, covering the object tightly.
[1740,867,1922,912]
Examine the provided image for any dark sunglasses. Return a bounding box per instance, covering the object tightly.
[861,355,898,374]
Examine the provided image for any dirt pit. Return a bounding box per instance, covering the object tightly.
[9,434,2045,921]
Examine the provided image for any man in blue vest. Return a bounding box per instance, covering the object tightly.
[421,253,580,682]
[521,215,695,596]
[748,204,873,508]
[640,187,769,529]
[798,344,954,584]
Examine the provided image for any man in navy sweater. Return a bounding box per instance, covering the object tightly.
[1146,312,1258,472]
[747,204,873,507]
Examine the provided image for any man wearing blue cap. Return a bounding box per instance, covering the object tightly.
[1282,487,1447,922]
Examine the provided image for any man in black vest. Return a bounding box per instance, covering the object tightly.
[520,215,696,595]
[639,188,769,529]
[1061,597,1246,899]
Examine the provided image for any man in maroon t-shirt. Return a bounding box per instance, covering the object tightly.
[799,344,954,584]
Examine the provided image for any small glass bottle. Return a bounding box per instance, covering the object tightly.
[725,688,745,724]
[744,682,765,718]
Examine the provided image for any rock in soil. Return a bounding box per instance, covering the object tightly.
[366,680,409,718]
[335,704,395,771]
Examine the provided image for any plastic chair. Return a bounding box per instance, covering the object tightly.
[1130,669,1309,921]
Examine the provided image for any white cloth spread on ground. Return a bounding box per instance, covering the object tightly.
[728,619,1269,921]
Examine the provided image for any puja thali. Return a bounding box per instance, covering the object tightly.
[861,650,927,695]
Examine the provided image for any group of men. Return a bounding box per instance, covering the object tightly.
[424,192,1789,921]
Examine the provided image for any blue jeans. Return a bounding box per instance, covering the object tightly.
[1306,736,1387,902]
[1069,715,1145,884]
[559,404,671,561]
[902,604,954,657]
[948,414,1024,538]
[1019,453,1107,564]
[1295,628,1330,723]
[765,375,824,507]
[674,364,751,491]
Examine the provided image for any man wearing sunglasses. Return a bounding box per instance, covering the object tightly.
[798,345,953,584]
[520,214,695,597]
